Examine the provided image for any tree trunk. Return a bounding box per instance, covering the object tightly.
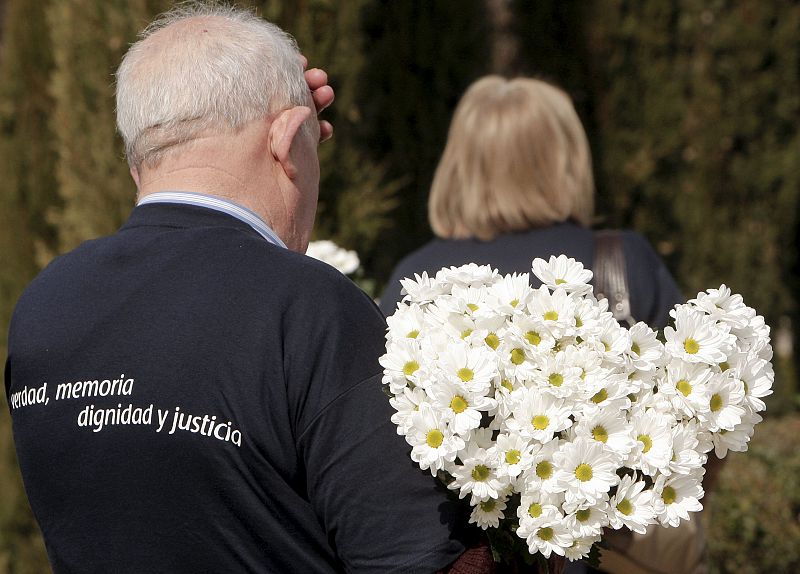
[485,0,520,75]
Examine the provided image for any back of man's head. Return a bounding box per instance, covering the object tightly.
[116,1,308,169]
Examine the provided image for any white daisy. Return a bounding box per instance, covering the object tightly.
[399,271,447,303]
[711,410,761,457]
[554,438,620,504]
[527,285,578,337]
[386,302,427,342]
[627,322,664,371]
[469,495,508,529]
[654,473,704,527]
[494,432,536,482]
[521,439,565,495]
[407,407,464,475]
[564,535,600,561]
[629,411,674,475]
[698,374,746,432]
[379,338,428,394]
[504,390,573,443]
[666,421,704,476]
[487,273,534,314]
[574,407,636,459]
[428,379,496,436]
[435,342,498,394]
[664,306,735,364]
[608,474,657,534]
[737,357,774,412]
[534,352,584,400]
[564,501,609,539]
[657,359,714,417]
[688,284,753,329]
[531,255,593,294]
[389,386,429,435]
[435,263,499,288]
[525,514,572,558]
[449,443,507,503]
[516,491,563,539]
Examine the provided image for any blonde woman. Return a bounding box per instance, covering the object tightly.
[379,75,682,330]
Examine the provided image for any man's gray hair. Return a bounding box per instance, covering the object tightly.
[116,1,308,168]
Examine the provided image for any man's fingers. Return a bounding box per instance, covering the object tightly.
[304,68,329,92]
[319,120,334,143]
[311,85,335,115]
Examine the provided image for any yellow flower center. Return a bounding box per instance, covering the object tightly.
[511,348,526,365]
[602,341,611,352]
[471,464,490,482]
[480,499,497,512]
[591,389,608,404]
[406,329,419,338]
[525,331,541,345]
[662,486,677,505]
[426,429,443,448]
[631,342,641,355]
[720,361,730,372]
[535,460,553,479]
[467,303,479,312]
[710,393,723,412]
[576,509,591,522]
[505,449,521,465]
[544,310,559,321]
[484,333,500,349]
[403,361,419,377]
[532,415,550,430]
[576,316,583,328]
[460,329,473,339]
[616,499,633,516]
[537,527,554,541]
[450,395,468,414]
[575,463,593,482]
[528,502,542,518]
[510,298,519,308]
[638,434,653,453]
[555,278,567,285]
[457,368,474,382]
[548,373,564,387]
[684,338,700,354]
[592,425,609,443]
[501,379,514,391]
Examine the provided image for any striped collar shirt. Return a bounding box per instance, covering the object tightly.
[137,191,287,249]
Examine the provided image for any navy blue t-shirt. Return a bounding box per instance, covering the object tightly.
[379,223,683,329]
[5,204,467,573]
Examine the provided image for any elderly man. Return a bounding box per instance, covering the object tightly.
[5,4,475,572]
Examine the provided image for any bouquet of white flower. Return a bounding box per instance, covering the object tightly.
[305,240,360,275]
[380,256,772,565]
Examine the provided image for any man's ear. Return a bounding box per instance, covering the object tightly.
[269,106,313,180]
[129,165,141,188]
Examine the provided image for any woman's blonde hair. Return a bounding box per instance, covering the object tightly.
[428,76,594,240]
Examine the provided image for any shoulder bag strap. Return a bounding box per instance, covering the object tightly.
[593,230,636,326]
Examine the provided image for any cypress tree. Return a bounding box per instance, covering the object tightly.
[585,1,800,413]
[46,0,171,253]
[359,0,491,281]
[0,0,59,569]
[255,0,401,288]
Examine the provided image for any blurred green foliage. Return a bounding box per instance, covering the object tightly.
[0,0,798,572]
[707,414,800,573]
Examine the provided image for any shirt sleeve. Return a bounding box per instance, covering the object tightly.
[285,263,469,572]
[298,374,468,573]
